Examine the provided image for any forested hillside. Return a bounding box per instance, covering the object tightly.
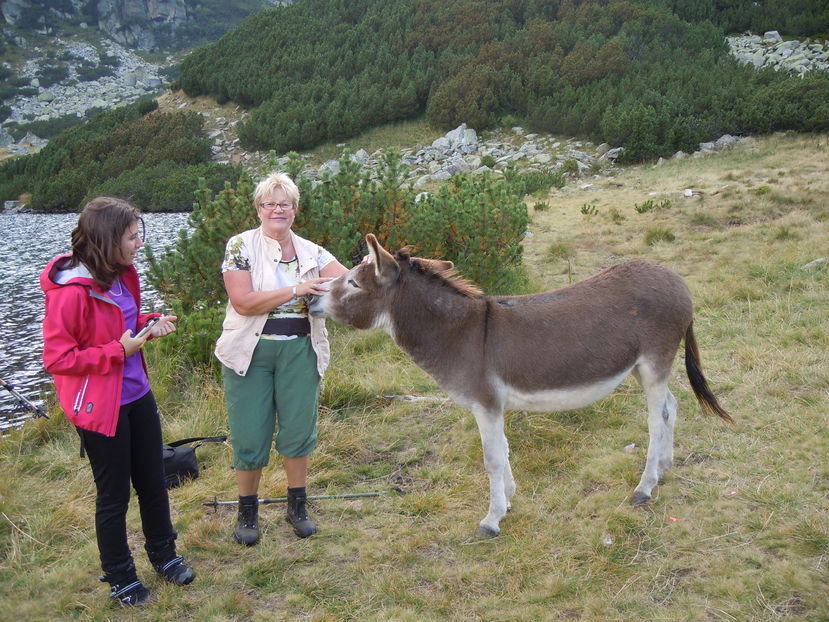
[0,100,241,212]
[179,0,829,161]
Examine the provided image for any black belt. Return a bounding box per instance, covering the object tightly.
[262,317,311,336]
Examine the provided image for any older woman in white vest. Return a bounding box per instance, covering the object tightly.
[215,171,348,545]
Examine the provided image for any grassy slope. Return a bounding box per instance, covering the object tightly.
[0,132,827,621]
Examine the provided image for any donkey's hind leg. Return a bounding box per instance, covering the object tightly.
[472,406,510,538]
[504,436,516,510]
[631,364,673,506]
[658,390,678,480]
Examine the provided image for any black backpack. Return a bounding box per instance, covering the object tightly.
[163,436,227,489]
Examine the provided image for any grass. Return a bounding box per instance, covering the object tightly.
[1,132,828,620]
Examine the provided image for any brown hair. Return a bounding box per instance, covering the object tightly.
[68,197,143,290]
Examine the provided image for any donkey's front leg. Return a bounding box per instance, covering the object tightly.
[472,406,510,538]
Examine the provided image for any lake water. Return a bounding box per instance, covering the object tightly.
[0,211,191,431]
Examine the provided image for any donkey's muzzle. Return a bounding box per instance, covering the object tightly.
[306,295,327,318]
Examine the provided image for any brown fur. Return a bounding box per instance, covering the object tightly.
[310,234,732,536]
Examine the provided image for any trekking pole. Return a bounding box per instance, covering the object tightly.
[0,377,48,419]
[203,487,406,511]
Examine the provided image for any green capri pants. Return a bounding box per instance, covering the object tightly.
[222,336,320,471]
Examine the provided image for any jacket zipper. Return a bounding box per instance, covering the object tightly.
[73,375,90,416]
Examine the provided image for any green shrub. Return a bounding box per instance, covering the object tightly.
[145,174,259,312]
[147,151,531,366]
[644,227,676,245]
[91,162,243,212]
[405,172,529,294]
[0,103,220,211]
[635,198,672,213]
[562,159,580,176]
[0,85,17,101]
[608,206,625,224]
[742,74,829,133]
[504,167,566,195]
[76,64,116,82]
[580,203,598,216]
[546,241,575,261]
[36,64,69,88]
[481,154,497,168]
[5,114,86,140]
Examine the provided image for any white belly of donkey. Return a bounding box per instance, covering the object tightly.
[499,367,633,412]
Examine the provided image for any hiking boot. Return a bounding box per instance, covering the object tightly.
[234,494,260,545]
[153,555,196,585]
[103,578,156,608]
[286,488,317,538]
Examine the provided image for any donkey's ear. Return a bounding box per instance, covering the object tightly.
[366,234,399,284]
[417,258,454,273]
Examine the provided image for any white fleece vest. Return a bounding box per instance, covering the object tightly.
[214,228,330,377]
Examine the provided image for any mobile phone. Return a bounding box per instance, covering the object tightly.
[135,317,160,339]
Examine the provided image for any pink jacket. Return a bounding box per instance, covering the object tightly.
[40,254,159,437]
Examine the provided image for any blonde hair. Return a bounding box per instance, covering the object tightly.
[253,171,299,210]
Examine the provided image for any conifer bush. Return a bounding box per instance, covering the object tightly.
[146,153,530,367]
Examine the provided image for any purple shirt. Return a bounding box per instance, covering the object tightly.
[107,278,151,405]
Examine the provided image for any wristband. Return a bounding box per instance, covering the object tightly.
[292,285,297,297]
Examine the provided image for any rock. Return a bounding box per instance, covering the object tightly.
[800,258,826,270]
[319,160,340,178]
[728,32,829,74]
[601,147,624,161]
[3,201,26,213]
[431,136,451,150]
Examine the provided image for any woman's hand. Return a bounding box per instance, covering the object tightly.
[120,330,148,357]
[296,277,334,297]
[149,315,177,338]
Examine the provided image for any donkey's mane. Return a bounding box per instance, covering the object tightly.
[395,249,483,298]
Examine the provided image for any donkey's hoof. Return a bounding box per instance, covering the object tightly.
[631,491,652,506]
[475,524,500,539]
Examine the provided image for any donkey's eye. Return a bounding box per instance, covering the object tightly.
[348,278,361,289]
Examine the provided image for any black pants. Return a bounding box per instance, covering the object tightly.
[79,391,177,581]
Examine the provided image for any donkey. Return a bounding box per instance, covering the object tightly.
[309,234,733,537]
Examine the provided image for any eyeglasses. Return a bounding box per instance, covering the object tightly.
[259,202,294,212]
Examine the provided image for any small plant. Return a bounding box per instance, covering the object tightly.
[608,207,625,224]
[634,199,656,213]
[634,198,672,213]
[690,212,720,228]
[481,154,496,168]
[644,227,676,245]
[773,226,799,241]
[755,185,772,195]
[546,241,575,261]
[534,201,550,211]
[562,159,580,176]
[580,202,598,216]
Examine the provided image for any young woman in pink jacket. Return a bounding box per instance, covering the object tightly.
[41,197,195,607]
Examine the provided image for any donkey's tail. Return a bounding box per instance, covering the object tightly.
[684,322,734,424]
